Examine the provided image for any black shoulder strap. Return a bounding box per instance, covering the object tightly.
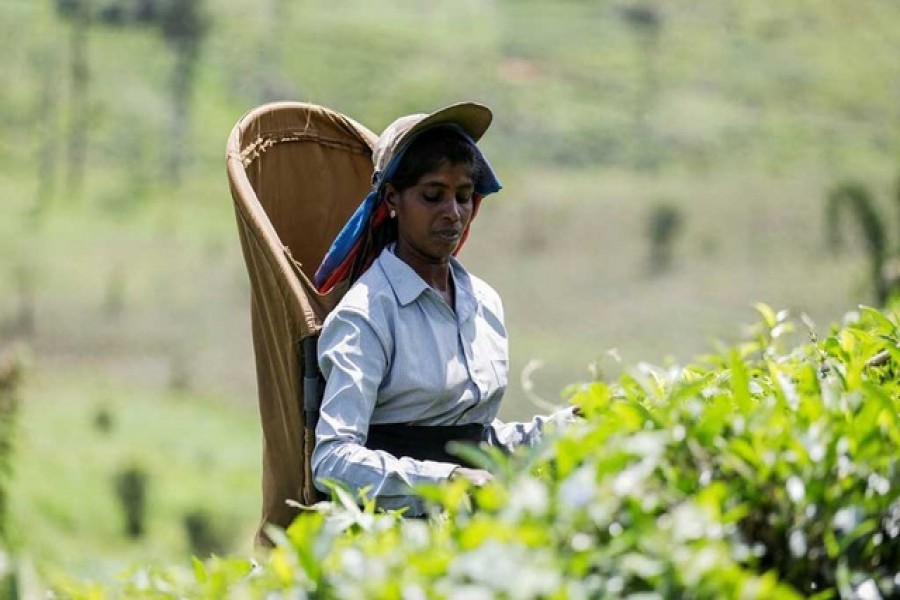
[301,335,324,431]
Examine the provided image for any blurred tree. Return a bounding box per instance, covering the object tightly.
[646,202,683,275]
[102,262,126,320]
[256,0,296,102]
[619,0,663,172]
[32,45,62,221]
[94,0,163,26]
[183,509,230,557]
[134,0,162,23]
[55,0,93,199]
[114,465,148,538]
[896,170,900,251]
[825,181,891,305]
[159,0,209,185]
[92,404,114,435]
[90,0,162,212]
[0,350,22,546]
[6,263,36,338]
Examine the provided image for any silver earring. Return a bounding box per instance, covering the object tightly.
[390,209,396,219]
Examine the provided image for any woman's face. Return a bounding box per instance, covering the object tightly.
[386,159,475,268]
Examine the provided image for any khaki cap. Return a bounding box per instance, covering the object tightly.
[372,102,493,178]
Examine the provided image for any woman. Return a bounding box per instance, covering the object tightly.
[312,102,575,515]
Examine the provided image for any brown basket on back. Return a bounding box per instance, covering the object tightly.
[226,102,376,543]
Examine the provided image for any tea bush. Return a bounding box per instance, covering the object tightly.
[54,305,899,599]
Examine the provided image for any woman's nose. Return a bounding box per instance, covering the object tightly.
[442,197,462,221]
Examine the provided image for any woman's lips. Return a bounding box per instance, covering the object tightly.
[434,229,462,243]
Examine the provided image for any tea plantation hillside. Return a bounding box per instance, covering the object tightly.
[2,0,898,411]
[1,0,900,591]
[4,1,899,175]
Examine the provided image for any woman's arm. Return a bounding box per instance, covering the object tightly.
[485,407,580,453]
[312,308,458,503]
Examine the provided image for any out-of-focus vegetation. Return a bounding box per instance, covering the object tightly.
[1,0,899,589]
[56,305,900,598]
[0,351,22,543]
[825,173,900,306]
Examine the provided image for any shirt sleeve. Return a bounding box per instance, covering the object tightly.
[485,407,579,453]
[311,308,458,504]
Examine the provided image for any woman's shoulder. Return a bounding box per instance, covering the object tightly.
[323,262,398,328]
[333,271,389,313]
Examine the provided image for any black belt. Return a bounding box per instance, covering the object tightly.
[365,423,486,467]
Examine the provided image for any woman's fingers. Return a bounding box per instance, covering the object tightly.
[452,467,493,487]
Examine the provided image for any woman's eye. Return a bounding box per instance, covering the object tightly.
[422,193,442,203]
[457,193,473,204]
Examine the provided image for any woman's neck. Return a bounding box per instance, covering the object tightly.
[393,245,454,304]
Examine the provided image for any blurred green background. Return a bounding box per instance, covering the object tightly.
[1,0,899,584]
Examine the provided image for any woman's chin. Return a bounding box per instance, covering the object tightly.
[433,233,462,251]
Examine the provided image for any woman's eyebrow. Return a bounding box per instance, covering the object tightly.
[420,181,474,190]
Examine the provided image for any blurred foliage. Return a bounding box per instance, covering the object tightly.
[2,0,899,195]
[0,351,23,599]
[826,182,888,304]
[92,404,114,434]
[7,374,262,581]
[182,508,230,559]
[826,173,900,305]
[114,464,149,539]
[0,351,22,546]
[55,304,900,598]
[646,202,683,275]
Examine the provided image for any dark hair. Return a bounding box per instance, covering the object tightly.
[388,127,481,192]
[349,127,480,283]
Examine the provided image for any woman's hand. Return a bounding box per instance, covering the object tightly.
[451,467,493,487]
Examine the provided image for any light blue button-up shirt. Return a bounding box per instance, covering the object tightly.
[312,246,572,514]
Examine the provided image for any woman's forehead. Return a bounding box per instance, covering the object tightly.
[416,161,474,186]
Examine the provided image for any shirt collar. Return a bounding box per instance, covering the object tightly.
[378,247,428,306]
[377,246,477,322]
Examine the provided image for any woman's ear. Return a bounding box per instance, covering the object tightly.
[383,183,398,212]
